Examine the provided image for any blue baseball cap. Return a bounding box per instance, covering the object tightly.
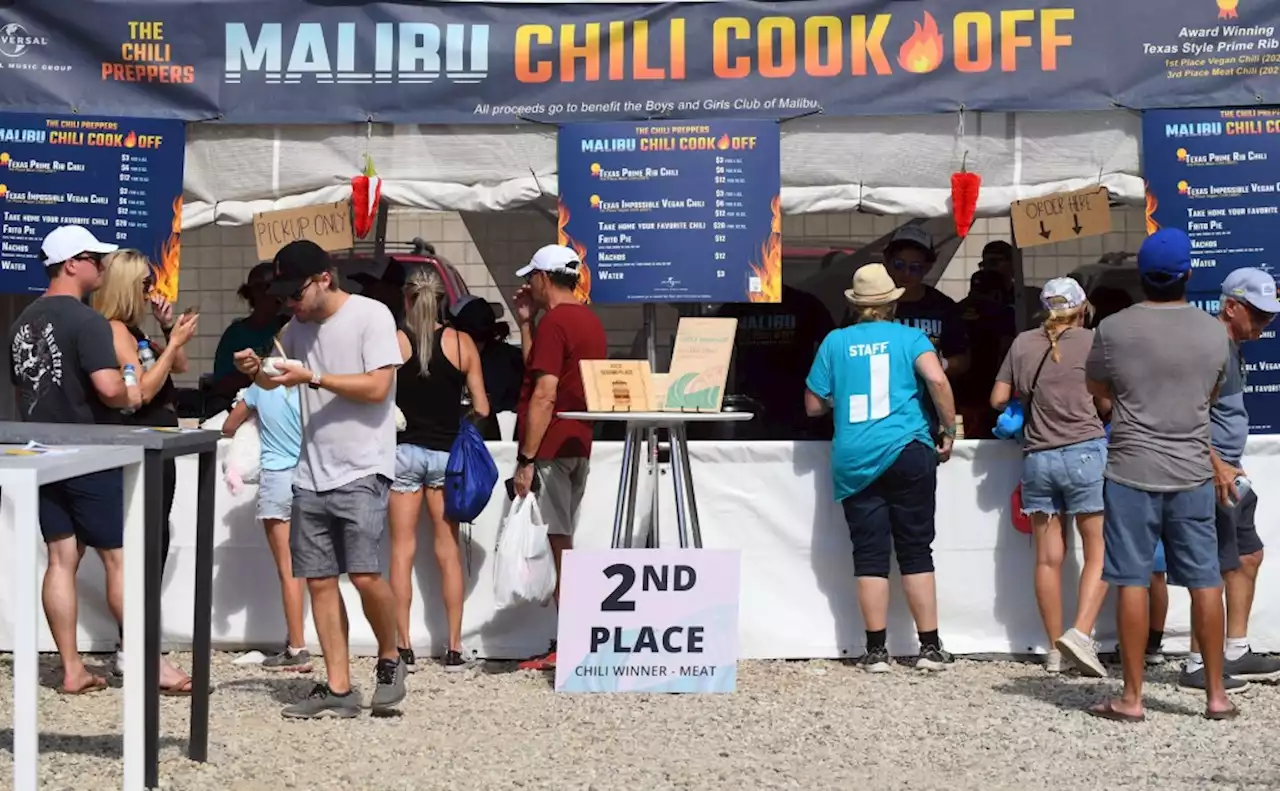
[1222,267,1280,314]
[1138,228,1192,285]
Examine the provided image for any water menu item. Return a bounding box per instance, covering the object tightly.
[0,111,185,297]
[1143,107,1280,432]
[557,119,781,304]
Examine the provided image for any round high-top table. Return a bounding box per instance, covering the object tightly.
[557,411,753,549]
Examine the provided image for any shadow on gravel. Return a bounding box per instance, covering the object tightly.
[991,676,1201,717]
[0,729,184,759]
[215,676,318,704]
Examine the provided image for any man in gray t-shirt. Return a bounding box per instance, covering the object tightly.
[236,240,406,719]
[1084,228,1234,721]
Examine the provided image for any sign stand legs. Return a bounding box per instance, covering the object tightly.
[643,303,660,549]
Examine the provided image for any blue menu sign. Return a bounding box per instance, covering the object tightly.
[557,119,781,304]
[1143,107,1280,433]
[0,112,186,296]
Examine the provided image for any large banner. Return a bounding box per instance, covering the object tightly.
[1143,107,1280,433]
[558,119,781,304]
[3,1,1280,124]
[0,112,185,296]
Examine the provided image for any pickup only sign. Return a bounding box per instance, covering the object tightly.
[555,549,741,693]
[1010,186,1113,250]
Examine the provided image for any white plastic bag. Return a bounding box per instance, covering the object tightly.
[494,495,557,609]
[202,408,261,494]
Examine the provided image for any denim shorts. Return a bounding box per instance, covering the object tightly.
[257,467,294,522]
[392,443,450,493]
[1102,479,1219,589]
[1020,438,1106,516]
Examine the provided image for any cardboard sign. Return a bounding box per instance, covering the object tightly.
[554,549,741,693]
[580,360,654,412]
[1010,186,1112,250]
[664,317,736,412]
[253,200,354,261]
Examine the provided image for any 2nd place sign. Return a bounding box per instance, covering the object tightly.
[555,549,741,694]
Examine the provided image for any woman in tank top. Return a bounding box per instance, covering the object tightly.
[93,248,199,694]
[389,266,489,673]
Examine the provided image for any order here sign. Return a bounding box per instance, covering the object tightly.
[1010,186,1112,250]
[253,200,354,261]
[554,548,740,693]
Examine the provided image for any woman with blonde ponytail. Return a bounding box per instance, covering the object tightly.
[388,266,490,673]
[991,277,1112,678]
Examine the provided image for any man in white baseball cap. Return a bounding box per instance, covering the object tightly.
[514,243,584,279]
[7,224,137,694]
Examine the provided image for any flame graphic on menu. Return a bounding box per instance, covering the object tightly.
[898,13,945,74]
[124,131,137,149]
[716,135,730,151]
[557,200,592,304]
[1144,185,1161,234]
[152,196,182,302]
[748,195,783,303]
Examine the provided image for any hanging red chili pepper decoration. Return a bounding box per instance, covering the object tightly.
[351,154,382,239]
[951,152,981,239]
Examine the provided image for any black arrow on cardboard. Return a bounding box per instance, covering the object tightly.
[1038,220,1051,240]
[1072,214,1084,235]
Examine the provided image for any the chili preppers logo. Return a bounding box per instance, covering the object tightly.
[102,21,196,84]
[222,8,1076,87]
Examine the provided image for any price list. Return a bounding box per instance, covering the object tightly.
[1144,107,1280,432]
[0,111,185,295]
[558,119,781,304]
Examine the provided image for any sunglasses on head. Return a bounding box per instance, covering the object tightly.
[891,259,926,275]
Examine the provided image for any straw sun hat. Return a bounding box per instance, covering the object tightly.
[844,263,906,306]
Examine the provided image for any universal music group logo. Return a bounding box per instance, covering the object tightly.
[224,22,490,85]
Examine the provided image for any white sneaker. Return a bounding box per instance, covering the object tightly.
[1056,628,1108,678]
[113,650,125,677]
[1045,650,1063,674]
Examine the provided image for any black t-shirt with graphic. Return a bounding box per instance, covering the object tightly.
[893,285,969,359]
[9,295,120,424]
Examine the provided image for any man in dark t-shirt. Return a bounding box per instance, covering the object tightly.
[715,284,835,439]
[955,270,1017,438]
[882,225,970,375]
[7,225,138,695]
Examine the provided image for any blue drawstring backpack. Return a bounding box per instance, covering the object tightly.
[444,416,498,522]
[443,328,499,522]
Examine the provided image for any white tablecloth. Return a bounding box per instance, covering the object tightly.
[5,438,1280,659]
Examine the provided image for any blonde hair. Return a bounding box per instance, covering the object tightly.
[1042,305,1085,363]
[856,303,897,323]
[403,267,445,376]
[93,249,151,326]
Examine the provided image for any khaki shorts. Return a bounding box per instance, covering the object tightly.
[535,458,590,537]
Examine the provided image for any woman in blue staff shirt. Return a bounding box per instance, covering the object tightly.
[804,263,959,673]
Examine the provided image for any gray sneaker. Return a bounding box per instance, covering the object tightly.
[281,684,361,719]
[1224,650,1280,682]
[1056,628,1107,678]
[370,658,407,713]
[263,648,313,673]
[1179,664,1250,694]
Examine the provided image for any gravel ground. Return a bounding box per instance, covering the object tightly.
[1,652,1278,790]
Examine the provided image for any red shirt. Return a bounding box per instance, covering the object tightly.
[516,302,608,459]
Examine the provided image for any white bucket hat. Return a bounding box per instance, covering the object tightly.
[845,264,906,306]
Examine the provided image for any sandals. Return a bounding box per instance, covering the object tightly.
[1205,705,1239,721]
[1088,700,1145,723]
[58,675,109,696]
[160,675,194,697]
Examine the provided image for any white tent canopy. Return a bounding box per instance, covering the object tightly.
[181,110,1142,229]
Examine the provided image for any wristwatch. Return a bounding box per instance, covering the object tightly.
[940,424,958,439]
[308,370,322,390]
[516,453,535,467]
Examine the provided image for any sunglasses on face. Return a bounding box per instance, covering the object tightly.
[287,278,320,303]
[72,253,104,270]
[891,259,927,276]
[142,276,155,292]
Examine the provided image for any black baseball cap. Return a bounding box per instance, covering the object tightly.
[267,240,332,297]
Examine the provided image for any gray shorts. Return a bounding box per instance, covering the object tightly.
[535,458,590,537]
[291,474,390,578]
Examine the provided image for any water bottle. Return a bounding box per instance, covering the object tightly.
[1229,475,1253,509]
[137,340,156,372]
[121,364,138,415]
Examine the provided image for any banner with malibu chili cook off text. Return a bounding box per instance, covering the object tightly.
[0,112,185,297]
[1142,107,1280,434]
[558,119,781,304]
[3,1,1280,123]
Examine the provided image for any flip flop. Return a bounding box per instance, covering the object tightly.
[160,676,193,697]
[1205,705,1239,721]
[1087,700,1145,723]
[59,675,109,696]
